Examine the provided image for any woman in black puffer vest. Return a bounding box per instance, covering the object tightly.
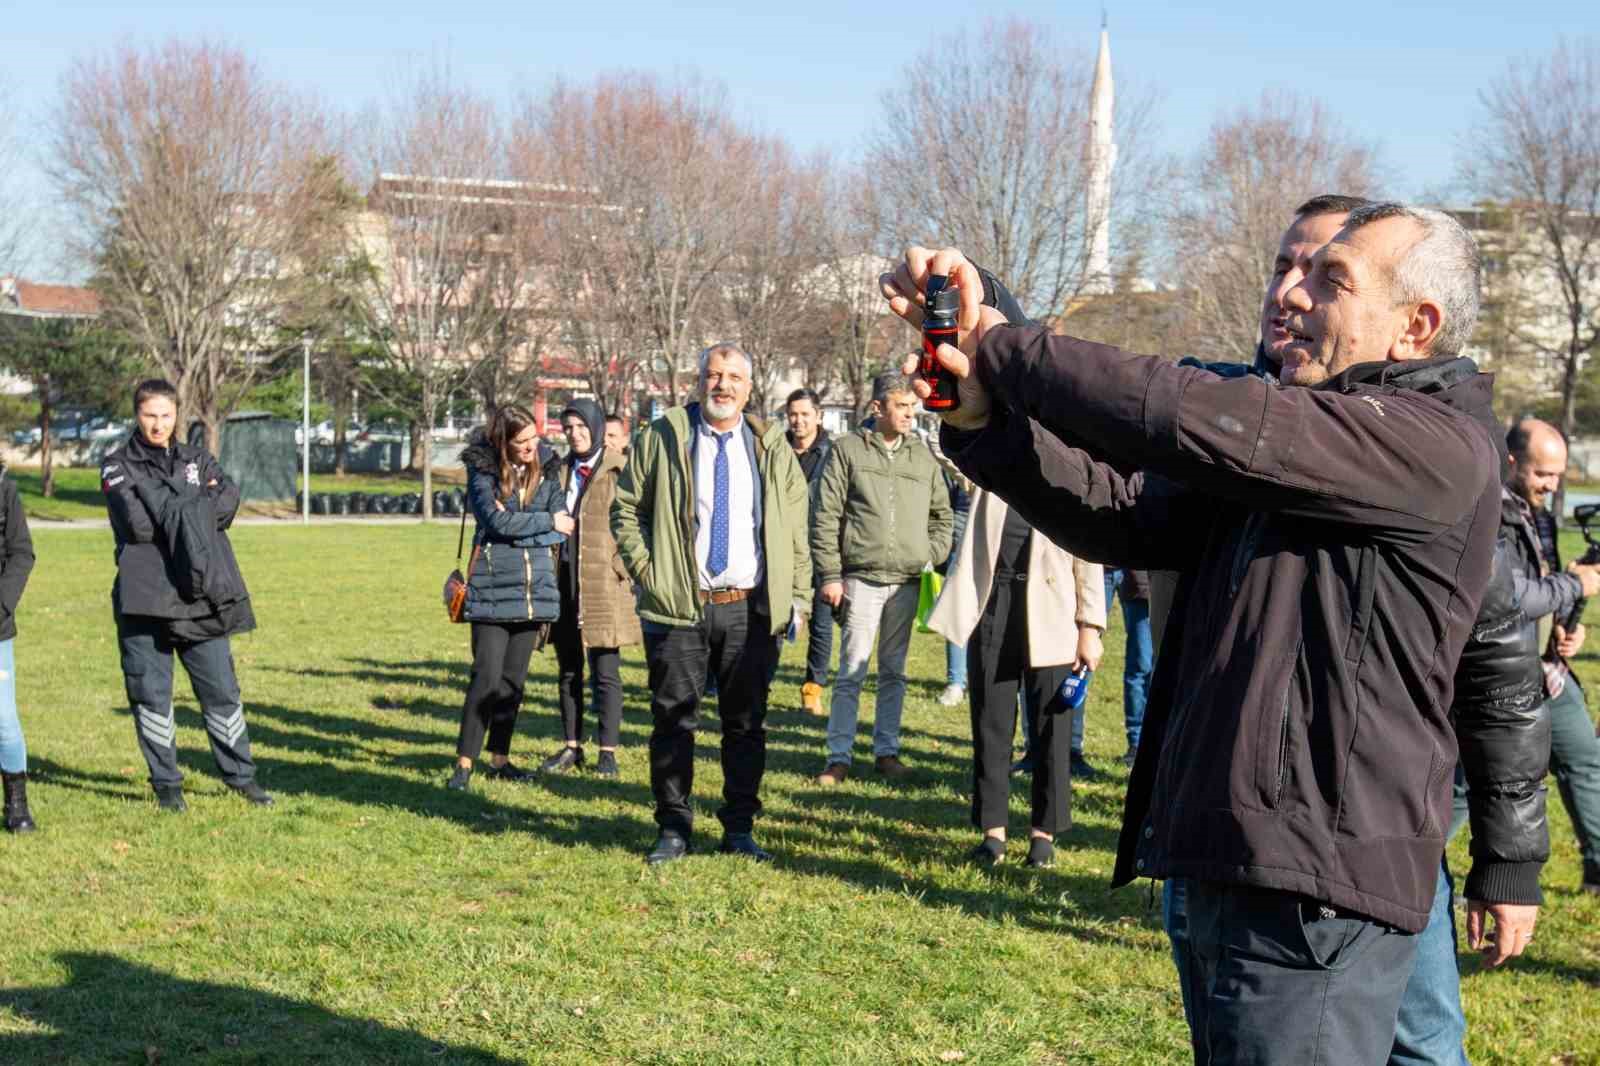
[448,404,570,791]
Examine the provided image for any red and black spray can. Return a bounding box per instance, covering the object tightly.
[919,274,961,412]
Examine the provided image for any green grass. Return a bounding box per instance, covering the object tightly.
[0,525,1596,1063]
[7,467,465,523]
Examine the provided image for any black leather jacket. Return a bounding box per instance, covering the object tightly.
[1453,488,1550,904]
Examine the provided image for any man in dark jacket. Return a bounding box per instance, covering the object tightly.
[884,202,1500,1064]
[1502,419,1600,893]
[102,379,271,812]
[786,387,834,713]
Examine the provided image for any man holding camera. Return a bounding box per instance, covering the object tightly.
[883,202,1501,1064]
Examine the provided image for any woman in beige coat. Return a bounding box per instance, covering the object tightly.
[928,487,1104,867]
[542,401,644,778]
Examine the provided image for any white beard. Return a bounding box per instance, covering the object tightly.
[703,396,739,421]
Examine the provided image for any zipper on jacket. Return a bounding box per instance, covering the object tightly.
[524,547,533,620]
[1228,513,1267,598]
[1273,639,1305,808]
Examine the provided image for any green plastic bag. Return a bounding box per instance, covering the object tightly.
[916,569,942,633]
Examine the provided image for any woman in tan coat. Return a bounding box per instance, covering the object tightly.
[541,400,643,778]
[928,486,1104,867]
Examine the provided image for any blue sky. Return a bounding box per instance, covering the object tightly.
[5,0,1596,277]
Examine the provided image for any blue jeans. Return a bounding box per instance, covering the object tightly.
[1104,570,1152,749]
[946,638,968,688]
[1389,858,1468,1066]
[0,640,22,773]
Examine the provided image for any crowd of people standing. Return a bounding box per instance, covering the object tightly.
[3,185,1598,1065]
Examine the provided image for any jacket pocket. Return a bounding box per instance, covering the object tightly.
[1258,638,1308,809]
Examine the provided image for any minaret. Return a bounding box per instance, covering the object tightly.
[1085,15,1116,295]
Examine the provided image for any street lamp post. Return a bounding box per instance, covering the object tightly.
[301,333,311,525]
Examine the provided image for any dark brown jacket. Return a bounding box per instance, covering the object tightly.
[943,325,1500,932]
[560,447,642,649]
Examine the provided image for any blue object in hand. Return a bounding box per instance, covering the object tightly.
[1058,668,1093,712]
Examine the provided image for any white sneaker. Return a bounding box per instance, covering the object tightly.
[937,684,966,707]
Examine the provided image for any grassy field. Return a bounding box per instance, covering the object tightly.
[0,524,1596,1064]
[7,467,464,523]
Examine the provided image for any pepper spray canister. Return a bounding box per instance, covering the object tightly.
[919,274,962,413]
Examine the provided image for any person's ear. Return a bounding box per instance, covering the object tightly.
[1389,299,1443,361]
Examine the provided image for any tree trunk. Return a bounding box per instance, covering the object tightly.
[333,386,351,476]
[37,383,53,499]
[420,384,436,520]
[1556,338,1584,525]
[408,421,425,475]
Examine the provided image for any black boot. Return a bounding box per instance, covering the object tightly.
[3,771,35,833]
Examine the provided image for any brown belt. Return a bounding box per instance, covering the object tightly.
[700,588,753,605]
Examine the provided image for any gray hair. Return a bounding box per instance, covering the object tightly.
[697,342,754,386]
[1342,202,1481,358]
[871,370,916,402]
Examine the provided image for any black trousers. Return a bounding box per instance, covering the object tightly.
[644,597,778,836]
[456,621,540,760]
[551,601,622,748]
[968,580,1072,834]
[117,615,256,789]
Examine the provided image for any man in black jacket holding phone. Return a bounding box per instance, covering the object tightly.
[883,202,1500,1064]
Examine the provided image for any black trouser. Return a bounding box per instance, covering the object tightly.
[1177,881,1418,1064]
[803,583,834,687]
[456,621,540,760]
[551,602,622,748]
[968,579,1072,834]
[644,597,778,837]
[117,615,256,789]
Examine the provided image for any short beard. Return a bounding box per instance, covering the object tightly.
[703,396,739,421]
[1279,361,1330,388]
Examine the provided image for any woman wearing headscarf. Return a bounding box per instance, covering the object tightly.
[449,404,571,791]
[928,486,1104,868]
[540,399,642,778]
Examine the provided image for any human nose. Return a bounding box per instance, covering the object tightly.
[1284,274,1313,313]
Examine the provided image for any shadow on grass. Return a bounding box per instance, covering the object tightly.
[0,952,519,1064]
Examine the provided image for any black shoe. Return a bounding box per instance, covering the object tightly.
[646,831,690,865]
[229,780,275,806]
[2,771,36,833]
[539,746,585,774]
[717,832,772,863]
[595,751,619,778]
[154,784,187,813]
[1010,756,1035,776]
[446,765,472,791]
[1026,837,1055,868]
[1070,751,1103,781]
[968,836,1006,867]
[483,761,535,783]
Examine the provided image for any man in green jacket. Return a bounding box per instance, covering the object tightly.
[812,372,953,784]
[611,342,811,865]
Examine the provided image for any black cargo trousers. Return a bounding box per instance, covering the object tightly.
[117,615,257,789]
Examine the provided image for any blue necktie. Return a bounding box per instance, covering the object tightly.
[708,431,731,578]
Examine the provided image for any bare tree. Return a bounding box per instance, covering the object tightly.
[352,70,514,518]
[866,19,1163,324]
[1460,39,1600,449]
[48,40,339,453]
[0,74,25,270]
[1169,93,1381,363]
[523,74,767,408]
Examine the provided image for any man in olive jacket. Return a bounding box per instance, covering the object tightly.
[611,343,810,865]
[883,203,1501,1064]
[811,372,952,783]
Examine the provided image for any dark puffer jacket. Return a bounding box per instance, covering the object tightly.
[1452,488,1551,903]
[460,432,566,624]
[101,433,255,641]
[0,472,35,643]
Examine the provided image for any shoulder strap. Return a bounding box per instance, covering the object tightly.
[456,504,469,562]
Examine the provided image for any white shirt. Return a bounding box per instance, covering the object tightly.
[565,447,602,513]
[694,419,763,591]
